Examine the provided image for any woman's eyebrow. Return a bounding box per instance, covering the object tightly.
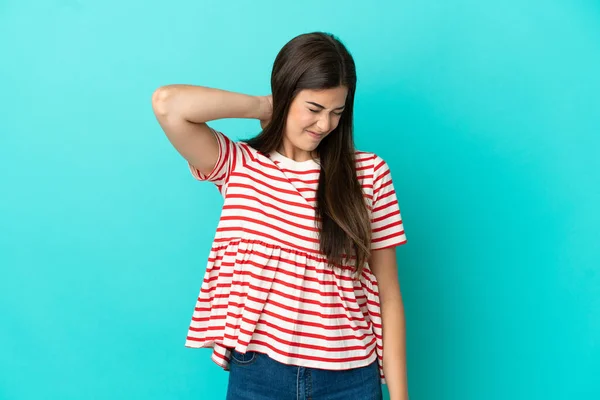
[305,101,345,110]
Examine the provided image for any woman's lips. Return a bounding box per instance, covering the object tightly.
[307,130,323,140]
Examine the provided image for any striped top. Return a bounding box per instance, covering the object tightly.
[184,129,407,384]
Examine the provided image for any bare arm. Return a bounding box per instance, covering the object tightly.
[370,247,409,400]
[151,85,271,176]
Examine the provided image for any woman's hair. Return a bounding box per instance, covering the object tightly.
[245,32,371,277]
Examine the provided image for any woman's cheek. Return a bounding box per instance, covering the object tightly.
[301,113,316,127]
[331,116,341,130]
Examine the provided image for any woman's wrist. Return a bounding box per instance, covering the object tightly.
[257,94,273,126]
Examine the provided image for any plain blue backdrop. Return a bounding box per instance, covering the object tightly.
[1,1,599,399]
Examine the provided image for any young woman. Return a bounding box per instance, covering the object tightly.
[152,32,409,400]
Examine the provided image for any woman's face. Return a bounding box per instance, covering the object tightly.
[280,86,348,161]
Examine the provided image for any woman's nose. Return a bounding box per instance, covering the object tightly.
[316,114,331,133]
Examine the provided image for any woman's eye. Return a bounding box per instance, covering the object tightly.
[309,109,343,116]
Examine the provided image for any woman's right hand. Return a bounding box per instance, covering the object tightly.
[259,94,273,129]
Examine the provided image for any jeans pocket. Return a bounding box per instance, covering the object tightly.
[229,348,259,366]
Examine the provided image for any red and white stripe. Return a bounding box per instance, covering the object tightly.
[186,129,407,383]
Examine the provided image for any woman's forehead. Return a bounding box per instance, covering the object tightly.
[295,87,348,104]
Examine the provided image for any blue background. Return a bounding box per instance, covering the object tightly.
[1,0,598,399]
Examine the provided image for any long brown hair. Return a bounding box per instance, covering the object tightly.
[245,32,371,277]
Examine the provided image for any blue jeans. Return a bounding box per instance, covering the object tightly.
[225,348,383,400]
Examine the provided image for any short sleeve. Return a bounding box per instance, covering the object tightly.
[370,155,407,250]
[188,128,244,196]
